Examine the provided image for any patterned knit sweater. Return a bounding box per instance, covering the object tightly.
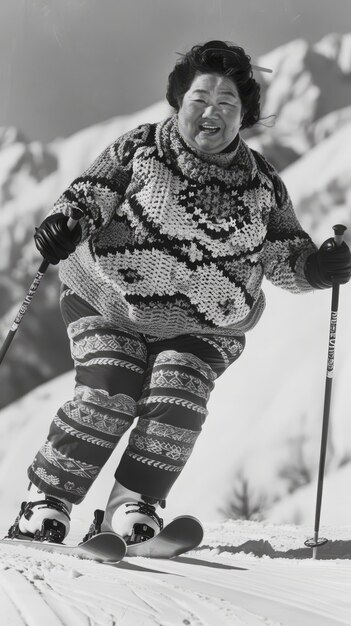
[51,114,316,339]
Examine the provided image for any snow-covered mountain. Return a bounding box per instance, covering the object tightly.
[249,32,351,170]
[0,127,58,206]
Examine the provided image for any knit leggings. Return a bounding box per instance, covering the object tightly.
[28,286,245,504]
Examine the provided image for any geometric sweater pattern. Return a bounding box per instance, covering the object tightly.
[51,114,317,339]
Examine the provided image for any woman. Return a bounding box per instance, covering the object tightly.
[8,40,351,544]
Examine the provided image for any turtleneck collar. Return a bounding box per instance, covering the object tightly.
[156,115,255,186]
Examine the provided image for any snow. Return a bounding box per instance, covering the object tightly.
[0,520,350,626]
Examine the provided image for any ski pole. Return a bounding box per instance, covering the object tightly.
[304,223,347,559]
[0,210,82,366]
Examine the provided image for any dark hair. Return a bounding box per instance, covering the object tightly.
[166,40,261,129]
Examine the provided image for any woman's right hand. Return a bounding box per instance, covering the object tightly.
[34,213,82,265]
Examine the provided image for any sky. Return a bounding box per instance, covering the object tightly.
[0,0,350,141]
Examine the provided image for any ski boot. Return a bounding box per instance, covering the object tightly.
[83,481,165,545]
[6,483,72,543]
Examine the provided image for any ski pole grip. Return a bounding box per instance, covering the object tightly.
[66,207,84,231]
[67,217,80,231]
[332,224,347,247]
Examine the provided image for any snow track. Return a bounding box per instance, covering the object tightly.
[1,538,350,626]
[120,554,350,626]
[0,567,67,626]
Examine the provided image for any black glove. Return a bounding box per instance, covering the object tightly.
[34,213,82,265]
[304,238,351,289]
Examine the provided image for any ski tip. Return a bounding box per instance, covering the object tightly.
[169,515,205,534]
[79,531,127,562]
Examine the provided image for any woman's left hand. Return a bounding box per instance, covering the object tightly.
[304,238,351,289]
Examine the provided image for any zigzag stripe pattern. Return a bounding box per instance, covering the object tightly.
[125,450,182,473]
[51,126,150,241]
[75,357,144,373]
[137,395,208,415]
[53,114,316,339]
[53,415,115,448]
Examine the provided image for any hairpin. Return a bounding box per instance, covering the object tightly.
[251,64,273,73]
[203,48,273,73]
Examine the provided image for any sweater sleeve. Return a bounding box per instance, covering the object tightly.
[258,158,317,293]
[49,124,152,242]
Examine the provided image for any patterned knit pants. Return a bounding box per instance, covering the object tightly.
[28,287,245,504]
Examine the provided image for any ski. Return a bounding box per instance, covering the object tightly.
[126,515,203,558]
[1,516,203,562]
[1,531,126,563]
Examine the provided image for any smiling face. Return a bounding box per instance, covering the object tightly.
[177,73,244,154]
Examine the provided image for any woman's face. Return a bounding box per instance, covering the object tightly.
[177,73,244,154]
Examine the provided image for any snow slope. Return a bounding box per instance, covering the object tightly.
[0,521,350,626]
